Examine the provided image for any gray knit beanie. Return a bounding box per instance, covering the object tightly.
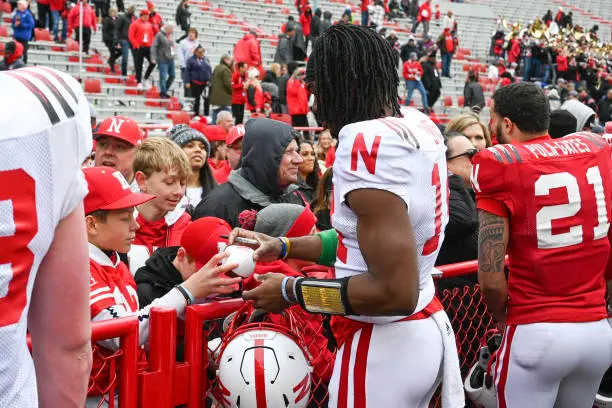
[255,204,306,237]
[168,124,211,153]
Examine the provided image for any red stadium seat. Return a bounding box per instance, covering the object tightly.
[444,96,453,107]
[270,113,292,125]
[0,42,4,57]
[170,111,191,125]
[275,0,283,4]
[65,38,80,52]
[0,26,8,37]
[462,64,470,72]
[124,77,139,95]
[2,2,11,13]
[145,87,162,107]
[34,28,52,41]
[250,112,267,119]
[167,97,181,111]
[457,96,465,107]
[84,78,102,94]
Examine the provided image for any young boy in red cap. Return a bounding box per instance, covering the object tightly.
[129,137,193,274]
[84,167,240,403]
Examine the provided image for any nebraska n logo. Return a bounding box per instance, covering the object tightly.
[293,373,310,404]
[6,68,76,125]
[107,118,126,134]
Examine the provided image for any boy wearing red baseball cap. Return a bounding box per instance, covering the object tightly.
[83,167,239,404]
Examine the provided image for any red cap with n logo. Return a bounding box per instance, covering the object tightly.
[94,116,144,146]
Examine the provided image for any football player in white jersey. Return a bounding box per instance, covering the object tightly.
[231,25,463,407]
[0,67,93,407]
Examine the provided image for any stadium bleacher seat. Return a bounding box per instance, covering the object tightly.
[457,96,465,107]
[34,28,52,42]
[84,78,102,94]
[0,26,8,38]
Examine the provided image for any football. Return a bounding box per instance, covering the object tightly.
[222,245,256,278]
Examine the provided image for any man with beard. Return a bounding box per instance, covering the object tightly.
[471,82,612,407]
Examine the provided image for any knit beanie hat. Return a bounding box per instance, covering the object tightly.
[254,204,317,238]
[549,109,577,139]
[168,124,210,153]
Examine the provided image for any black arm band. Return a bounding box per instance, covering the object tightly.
[295,277,355,315]
[175,284,194,305]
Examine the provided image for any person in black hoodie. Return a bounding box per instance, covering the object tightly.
[421,52,442,108]
[310,8,322,43]
[102,7,120,72]
[115,5,136,76]
[134,217,237,359]
[175,0,190,43]
[319,11,332,34]
[193,118,308,227]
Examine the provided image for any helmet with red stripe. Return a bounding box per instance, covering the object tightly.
[215,303,313,408]
[464,329,502,408]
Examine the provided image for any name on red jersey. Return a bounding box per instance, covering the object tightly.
[523,137,591,159]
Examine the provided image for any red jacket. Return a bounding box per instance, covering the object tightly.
[50,0,63,12]
[231,71,247,104]
[68,4,96,34]
[129,19,154,48]
[360,0,369,12]
[149,12,163,34]
[402,60,423,81]
[246,84,264,112]
[233,33,262,68]
[417,1,432,22]
[299,9,312,37]
[133,211,191,254]
[556,54,568,72]
[213,162,232,184]
[508,39,521,64]
[286,78,309,115]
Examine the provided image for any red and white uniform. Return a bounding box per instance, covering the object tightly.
[88,243,187,396]
[0,67,92,407]
[472,133,612,408]
[328,110,463,407]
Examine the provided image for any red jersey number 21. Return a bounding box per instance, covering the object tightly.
[0,170,37,327]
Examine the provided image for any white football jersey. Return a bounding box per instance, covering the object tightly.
[332,109,449,324]
[0,67,92,407]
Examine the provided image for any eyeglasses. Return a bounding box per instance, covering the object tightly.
[447,148,478,161]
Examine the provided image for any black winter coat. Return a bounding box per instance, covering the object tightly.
[102,16,118,44]
[435,175,478,289]
[421,60,441,92]
[115,12,135,42]
[134,246,183,308]
[175,4,191,31]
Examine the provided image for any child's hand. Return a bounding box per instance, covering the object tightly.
[182,252,241,299]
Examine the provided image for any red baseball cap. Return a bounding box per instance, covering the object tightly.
[94,116,144,146]
[83,166,155,215]
[180,217,232,268]
[202,125,227,142]
[140,8,150,15]
[226,124,245,146]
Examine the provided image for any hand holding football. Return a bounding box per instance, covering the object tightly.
[222,245,256,278]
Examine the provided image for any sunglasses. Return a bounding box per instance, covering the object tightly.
[448,148,478,161]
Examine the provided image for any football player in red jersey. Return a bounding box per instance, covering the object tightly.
[229,24,464,407]
[472,82,612,408]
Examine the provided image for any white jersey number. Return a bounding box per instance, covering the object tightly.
[535,166,609,248]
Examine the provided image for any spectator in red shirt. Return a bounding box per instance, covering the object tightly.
[402,52,428,108]
[50,0,67,41]
[129,9,156,86]
[147,1,163,34]
[245,67,265,114]
[231,62,248,124]
[233,30,262,69]
[411,0,431,35]
[68,0,97,54]
[299,6,313,49]
[287,67,309,129]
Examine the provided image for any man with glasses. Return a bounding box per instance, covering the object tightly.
[193,118,308,227]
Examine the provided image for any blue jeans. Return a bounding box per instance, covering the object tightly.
[158,60,176,96]
[212,106,231,124]
[361,10,369,26]
[51,10,67,41]
[441,53,453,77]
[523,57,532,81]
[120,39,131,77]
[405,80,428,108]
[532,59,541,81]
[542,64,552,85]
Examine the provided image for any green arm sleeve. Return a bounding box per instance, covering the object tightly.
[317,229,338,267]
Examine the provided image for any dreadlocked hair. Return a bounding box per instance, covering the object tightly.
[311,24,401,136]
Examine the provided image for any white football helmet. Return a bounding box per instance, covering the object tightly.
[215,305,313,408]
[464,330,502,408]
[594,366,612,407]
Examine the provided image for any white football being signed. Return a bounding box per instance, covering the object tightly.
[222,245,256,278]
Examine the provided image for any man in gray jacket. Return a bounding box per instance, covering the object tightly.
[151,23,176,98]
[274,26,295,65]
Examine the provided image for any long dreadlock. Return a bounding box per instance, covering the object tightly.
[308,24,401,137]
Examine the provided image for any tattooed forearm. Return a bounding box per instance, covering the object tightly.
[478,210,507,273]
